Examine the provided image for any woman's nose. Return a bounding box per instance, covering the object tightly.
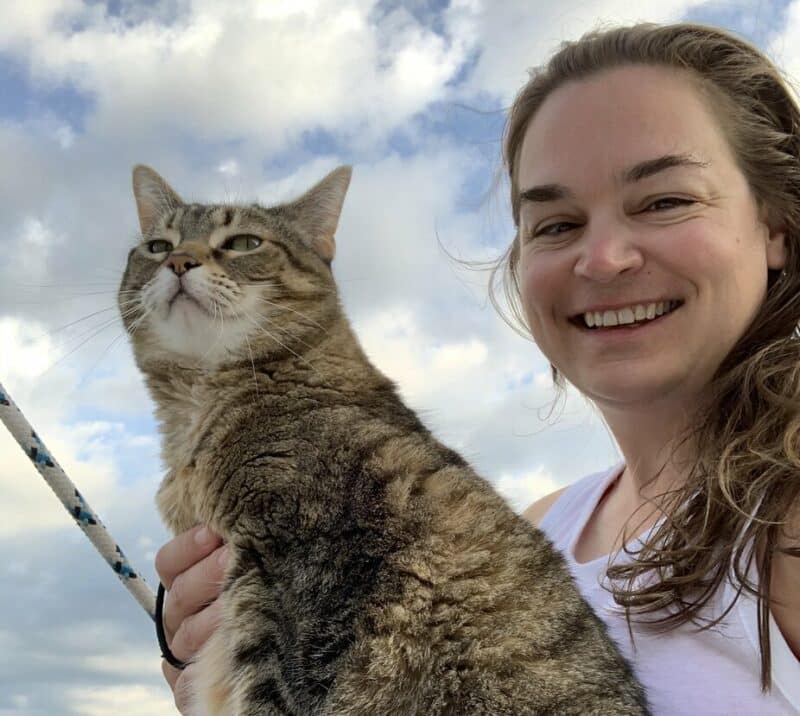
[573,218,644,281]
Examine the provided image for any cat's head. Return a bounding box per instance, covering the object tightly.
[119,165,351,370]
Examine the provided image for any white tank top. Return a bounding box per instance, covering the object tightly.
[538,463,800,715]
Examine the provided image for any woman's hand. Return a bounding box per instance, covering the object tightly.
[155,526,228,714]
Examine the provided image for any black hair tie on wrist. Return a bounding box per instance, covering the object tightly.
[156,582,188,670]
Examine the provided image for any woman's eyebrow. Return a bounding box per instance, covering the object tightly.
[519,153,711,204]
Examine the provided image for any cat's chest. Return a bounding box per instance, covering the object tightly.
[156,465,203,533]
[155,385,219,533]
[159,383,212,469]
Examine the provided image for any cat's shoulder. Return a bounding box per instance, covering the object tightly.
[521,487,568,526]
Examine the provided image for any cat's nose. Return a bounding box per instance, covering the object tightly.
[165,253,201,276]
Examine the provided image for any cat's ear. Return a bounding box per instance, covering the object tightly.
[132,165,184,236]
[288,165,352,263]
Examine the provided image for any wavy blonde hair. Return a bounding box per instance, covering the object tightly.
[490,22,800,689]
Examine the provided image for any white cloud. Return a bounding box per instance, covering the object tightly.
[333,147,486,309]
[767,0,800,99]
[67,684,174,716]
[0,0,85,45]
[2,217,65,294]
[55,123,75,149]
[495,464,562,513]
[9,693,30,710]
[0,409,124,539]
[80,649,167,678]
[21,217,58,247]
[0,316,158,537]
[460,0,710,103]
[78,359,157,418]
[217,158,240,177]
[0,315,56,381]
[357,305,489,405]
[0,0,479,150]
[0,431,113,538]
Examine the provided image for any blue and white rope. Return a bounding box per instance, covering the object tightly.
[0,379,156,620]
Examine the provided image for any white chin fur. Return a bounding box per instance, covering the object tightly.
[142,269,259,367]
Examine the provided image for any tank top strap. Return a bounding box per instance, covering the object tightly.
[538,462,625,558]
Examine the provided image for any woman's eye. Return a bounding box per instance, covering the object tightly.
[645,197,694,211]
[147,239,172,253]
[532,197,694,238]
[223,234,262,252]
[533,221,575,238]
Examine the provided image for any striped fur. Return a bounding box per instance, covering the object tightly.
[120,165,650,715]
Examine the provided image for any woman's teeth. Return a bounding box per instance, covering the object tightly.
[582,300,681,328]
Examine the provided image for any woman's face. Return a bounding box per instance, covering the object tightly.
[517,65,786,411]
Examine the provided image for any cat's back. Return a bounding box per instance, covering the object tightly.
[199,381,649,714]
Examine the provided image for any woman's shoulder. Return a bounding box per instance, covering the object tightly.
[522,487,569,526]
[521,464,624,527]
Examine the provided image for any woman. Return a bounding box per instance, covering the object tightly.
[155,22,800,714]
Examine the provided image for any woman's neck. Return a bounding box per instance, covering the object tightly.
[598,392,700,504]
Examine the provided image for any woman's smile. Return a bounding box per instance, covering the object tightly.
[568,300,684,342]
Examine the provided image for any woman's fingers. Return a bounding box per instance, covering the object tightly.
[155,528,230,712]
[162,543,229,639]
[163,660,199,715]
[155,526,223,590]
[154,525,228,639]
[170,596,224,664]
[162,658,182,692]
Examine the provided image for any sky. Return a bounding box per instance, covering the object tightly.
[0,0,796,713]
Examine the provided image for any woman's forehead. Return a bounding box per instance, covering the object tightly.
[516,66,733,189]
[517,152,715,210]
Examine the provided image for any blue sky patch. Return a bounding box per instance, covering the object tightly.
[0,52,93,132]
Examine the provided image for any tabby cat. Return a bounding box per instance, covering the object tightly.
[120,164,650,715]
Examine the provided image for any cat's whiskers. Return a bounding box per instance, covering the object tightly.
[216,296,260,399]
[33,306,140,379]
[197,293,230,364]
[26,303,134,343]
[12,289,128,302]
[126,301,155,339]
[240,280,338,296]
[232,303,320,378]
[139,276,163,310]
[74,289,142,299]
[53,300,140,350]
[75,330,131,391]
[18,301,142,383]
[250,295,328,334]
[9,280,126,290]
[215,291,318,355]
[7,287,141,312]
[245,303,319,354]
[116,302,147,341]
[236,280,279,288]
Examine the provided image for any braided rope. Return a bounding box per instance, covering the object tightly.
[0,379,156,620]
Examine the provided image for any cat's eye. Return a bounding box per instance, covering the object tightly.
[147,239,172,253]
[223,234,262,252]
